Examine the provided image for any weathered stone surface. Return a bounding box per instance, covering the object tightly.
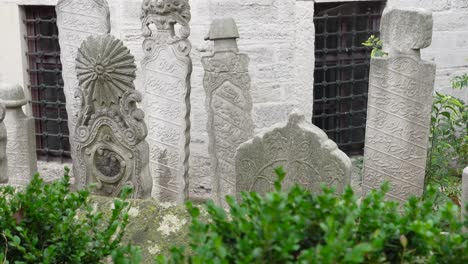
[463,167,468,218]
[381,8,433,56]
[0,103,7,183]
[235,112,352,198]
[363,8,436,202]
[141,0,192,203]
[0,83,37,186]
[56,0,111,177]
[203,18,254,205]
[74,35,152,199]
[90,196,191,264]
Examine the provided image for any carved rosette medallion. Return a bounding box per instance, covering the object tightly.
[56,0,111,173]
[202,50,254,204]
[74,35,152,198]
[235,113,352,199]
[363,55,436,201]
[141,0,192,203]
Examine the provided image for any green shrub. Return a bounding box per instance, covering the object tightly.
[427,78,467,206]
[0,168,137,263]
[157,168,467,264]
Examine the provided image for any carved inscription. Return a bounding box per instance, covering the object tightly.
[363,55,436,200]
[56,0,110,173]
[235,113,352,199]
[202,50,254,204]
[141,0,192,203]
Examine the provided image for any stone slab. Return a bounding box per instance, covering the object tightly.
[74,35,152,199]
[56,0,111,179]
[0,103,6,183]
[203,18,254,205]
[141,0,192,204]
[235,112,352,198]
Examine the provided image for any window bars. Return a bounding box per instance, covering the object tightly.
[313,1,385,156]
[25,6,71,162]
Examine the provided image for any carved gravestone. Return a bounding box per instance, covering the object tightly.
[463,167,468,219]
[74,35,152,198]
[235,112,352,198]
[0,103,7,183]
[362,8,436,201]
[0,83,37,186]
[141,0,192,203]
[202,18,254,204]
[56,0,111,173]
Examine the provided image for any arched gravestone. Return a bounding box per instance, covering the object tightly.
[141,0,192,203]
[202,18,254,205]
[362,8,436,202]
[56,0,111,175]
[235,113,352,199]
[0,103,7,183]
[74,35,152,199]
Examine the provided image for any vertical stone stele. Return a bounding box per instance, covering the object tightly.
[56,0,111,176]
[235,112,352,199]
[202,18,254,204]
[463,167,468,219]
[0,83,37,186]
[0,103,7,183]
[74,35,152,199]
[141,0,192,203]
[362,8,436,201]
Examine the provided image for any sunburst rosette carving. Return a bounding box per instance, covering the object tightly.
[76,35,137,107]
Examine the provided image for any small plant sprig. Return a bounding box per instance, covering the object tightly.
[362,35,387,58]
[451,73,468,89]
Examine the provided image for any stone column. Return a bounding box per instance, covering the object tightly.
[0,103,7,183]
[141,0,192,204]
[202,18,254,204]
[463,167,468,219]
[74,35,152,199]
[56,0,111,176]
[362,8,436,201]
[0,83,37,186]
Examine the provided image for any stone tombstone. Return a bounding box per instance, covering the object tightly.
[74,35,152,199]
[463,167,468,219]
[56,0,111,174]
[0,103,7,183]
[202,18,254,204]
[235,112,352,199]
[141,0,192,203]
[362,8,436,202]
[0,83,37,186]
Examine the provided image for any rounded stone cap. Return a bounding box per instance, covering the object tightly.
[205,18,240,41]
[0,83,28,108]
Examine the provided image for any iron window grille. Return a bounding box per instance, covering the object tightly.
[25,6,71,162]
[313,1,385,156]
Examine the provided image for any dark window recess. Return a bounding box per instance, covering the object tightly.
[313,1,385,156]
[25,6,70,162]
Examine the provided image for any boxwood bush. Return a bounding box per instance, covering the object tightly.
[0,168,138,263]
[157,168,467,264]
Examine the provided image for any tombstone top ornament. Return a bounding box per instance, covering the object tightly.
[380,8,433,57]
[235,112,352,198]
[141,0,191,49]
[0,83,28,108]
[74,34,152,198]
[205,18,240,41]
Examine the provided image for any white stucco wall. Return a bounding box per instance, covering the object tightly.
[0,0,467,199]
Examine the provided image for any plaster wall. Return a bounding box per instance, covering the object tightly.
[0,0,467,200]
